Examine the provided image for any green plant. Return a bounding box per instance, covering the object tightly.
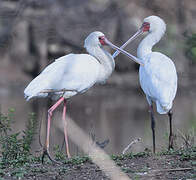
[186,33,196,63]
[0,108,14,135]
[121,167,135,173]
[22,112,37,155]
[0,110,37,167]
[11,167,27,179]
[159,146,196,161]
[54,145,67,161]
[111,151,149,162]
[64,156,90,165]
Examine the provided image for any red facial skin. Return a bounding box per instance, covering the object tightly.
[99,36,106,45]
[142,22,150,32]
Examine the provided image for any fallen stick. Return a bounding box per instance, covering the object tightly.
[122,138,141,154]
[138,168,193,178]
[151,167,193,173]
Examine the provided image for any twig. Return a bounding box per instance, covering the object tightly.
[122,138,141,154]
[40,89,78,93]
[139,168,193,178]
[177,129,191,147]
[150,167,193,173]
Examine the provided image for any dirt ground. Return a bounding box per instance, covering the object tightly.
[1,148,195,180]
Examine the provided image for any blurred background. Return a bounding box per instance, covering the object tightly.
[0,0,195,155]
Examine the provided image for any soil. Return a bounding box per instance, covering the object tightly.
[1,149,196,180]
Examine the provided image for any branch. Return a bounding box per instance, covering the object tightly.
[151,167,193,173]
[122,138,141,154]
[177,129,191,147]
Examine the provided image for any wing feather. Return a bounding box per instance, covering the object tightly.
[139,52,177,113]
[24,54,100,100]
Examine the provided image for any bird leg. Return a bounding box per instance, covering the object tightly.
[42,97,65,164]
[149,105,156,153]
[168,110,174,150]
[61,138,65,151]
[62,99,71,158]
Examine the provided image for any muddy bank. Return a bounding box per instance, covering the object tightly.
[1,147,195,180]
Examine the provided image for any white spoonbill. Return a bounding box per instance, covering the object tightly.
[113,16,177,153]
[24,31,143,162]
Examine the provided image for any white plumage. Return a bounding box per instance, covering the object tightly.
[137,16,177,114]
[24,54,100,100]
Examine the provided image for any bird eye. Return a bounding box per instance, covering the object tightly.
[99,36,105,40]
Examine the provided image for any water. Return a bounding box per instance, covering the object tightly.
[1,81,195,156]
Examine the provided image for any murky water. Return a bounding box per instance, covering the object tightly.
[0,82,195,155]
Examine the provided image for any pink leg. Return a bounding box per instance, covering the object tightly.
[62,99,71,158]
[45,97,65,151]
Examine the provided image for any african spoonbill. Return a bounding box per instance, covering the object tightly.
[24,31,143,162]
[113,16,177,153]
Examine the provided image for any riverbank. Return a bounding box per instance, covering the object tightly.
[0,147,195,179]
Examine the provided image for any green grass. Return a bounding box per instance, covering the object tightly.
[158,146,196,160]
[111,151,150,161]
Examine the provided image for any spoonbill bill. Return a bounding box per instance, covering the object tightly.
[113,16,177,153]
[24,31,143,162]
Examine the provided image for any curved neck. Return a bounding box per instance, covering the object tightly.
[87,46,115,83]
[137,30,164,59]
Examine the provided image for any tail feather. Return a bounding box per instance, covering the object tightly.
[24,91,48,101]
[24,94,30,101]
[156,101,172,114]
[24,94,36,101]
[24,72,52,100]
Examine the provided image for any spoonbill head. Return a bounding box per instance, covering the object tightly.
[112,16,166,59]
[142,16,166,33]
[84,31,105,47]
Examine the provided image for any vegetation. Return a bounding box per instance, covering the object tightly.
[0,109,37,167]
[186,33,196,63]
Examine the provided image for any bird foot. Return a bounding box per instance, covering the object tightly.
[168,135,174,150]
[67,152,71,159]
[41,148,62,165]
[35,148,44,157]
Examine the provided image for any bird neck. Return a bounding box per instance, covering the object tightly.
[87,46,115,83]
[137,30,165,59]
